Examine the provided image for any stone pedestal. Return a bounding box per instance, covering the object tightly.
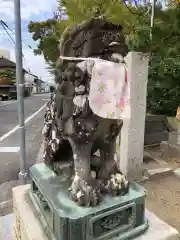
[13,184,179,240]
[28,163,148,240]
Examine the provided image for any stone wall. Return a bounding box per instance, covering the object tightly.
[144,115,171,146]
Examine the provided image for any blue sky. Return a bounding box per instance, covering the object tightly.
[0,0,57,82]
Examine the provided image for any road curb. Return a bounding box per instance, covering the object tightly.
[0,180,19,216]
[0,141,44,216]
[0,199,13,216]
[0,200,13,209]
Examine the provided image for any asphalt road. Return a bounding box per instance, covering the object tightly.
[0,93,50,183]
[0,95,49,137]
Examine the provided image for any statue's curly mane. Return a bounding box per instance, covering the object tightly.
[56,17,128,71]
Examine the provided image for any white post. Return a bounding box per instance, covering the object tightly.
[119,52,149,181]
[177,122,180,145]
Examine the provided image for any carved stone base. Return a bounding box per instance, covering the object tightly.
[12,184,179,240]
[28,163,148,240]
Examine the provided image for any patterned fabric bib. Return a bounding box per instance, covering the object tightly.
[88,59,130,119]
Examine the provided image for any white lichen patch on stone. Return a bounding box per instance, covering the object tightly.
[73,95,87,108]
[121,175,128,188]
[107,173,128,190]
[91,170,96,179]
[55,138,60,145]
[75,85,85,93]
[114,153,118,162]
[42,124,48,135]
[52,130,56,139]
[73,154,77,160]
[51,143,56,152]
[77,190,84,198]
[74,174,80,182]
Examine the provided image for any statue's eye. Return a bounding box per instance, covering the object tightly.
[110,34,118,42]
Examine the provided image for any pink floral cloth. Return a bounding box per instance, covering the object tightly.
[89,59,130,119]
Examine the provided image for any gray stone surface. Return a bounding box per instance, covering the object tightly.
[148,168,172,177]
[0,181,19,203]
[160,129,180,160]
[0,214,13,240]
[0,180,19,216]
[0,180,32,216]
[169,132,179,145]
[161,141,180,160]
[173,168,180,179]
[135,210,179,239]
[145,131,169,146]
[144,115,171,146]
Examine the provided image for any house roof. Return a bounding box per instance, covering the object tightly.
[0,57,27,72]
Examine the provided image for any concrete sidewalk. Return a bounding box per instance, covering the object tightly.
[1,210,179,240]
[0,214,13,240]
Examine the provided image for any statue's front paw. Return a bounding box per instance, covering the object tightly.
[103,173,129,197]
[69,175,101,206]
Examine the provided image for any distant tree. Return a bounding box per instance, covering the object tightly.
[28,0,180,115]
[128,4,180,115]
[28,0,145,65]
[0,69,16,84]
[28,19,68,64]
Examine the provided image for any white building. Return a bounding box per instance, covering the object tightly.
[24,72,37,87]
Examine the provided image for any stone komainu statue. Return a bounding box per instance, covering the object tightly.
[43,17,129,206]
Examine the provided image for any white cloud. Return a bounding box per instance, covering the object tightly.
[0,1,14,20]
[0,0,57,21]
[0,0,57,81]
[21,0,57,20]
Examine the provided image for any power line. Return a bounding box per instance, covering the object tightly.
[0,19,37,72]
[0,21,16,45]
[0,25,14,45]
[0,22,33,72]
[0,20,37,72]
[0,20,33,50]
[0,21,25,56]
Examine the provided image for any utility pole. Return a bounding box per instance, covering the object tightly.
[14,0,27,184]
[150,0,155,42]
